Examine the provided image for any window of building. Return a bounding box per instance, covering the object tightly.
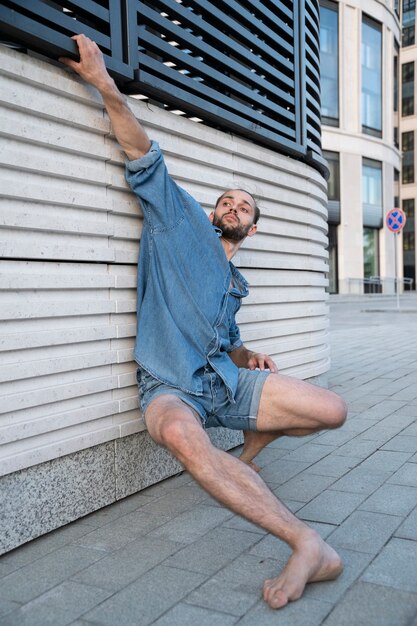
[363,158,383,227]
[362,159,382,290]
[323,150,340,226]
[402,62,415,117]
[402,198,416,287]
[403,198,415,219]
[362,16,382,136]
[403,0,416,47]
[363,227,380,278]
[320,1,339,126]
[394,168,400,209]
[394,40,399,113]
[323,151,340,201]
[402,131,415,184]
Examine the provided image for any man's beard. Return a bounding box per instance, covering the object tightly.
[212,213,253,242]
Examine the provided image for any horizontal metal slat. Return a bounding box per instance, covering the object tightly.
[138,28,296,110]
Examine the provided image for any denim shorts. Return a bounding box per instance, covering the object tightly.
[136,366,270,431]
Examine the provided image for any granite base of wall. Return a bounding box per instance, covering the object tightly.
[0,428,243,555]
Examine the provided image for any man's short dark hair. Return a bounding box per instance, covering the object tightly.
[215,189,261,224]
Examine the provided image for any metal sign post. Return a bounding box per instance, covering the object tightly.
[386,208,406,310]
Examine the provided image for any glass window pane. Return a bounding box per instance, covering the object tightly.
[402,131,415,183]
[402,62,415,117]
[402,0,416,47]
[320,2,339,123]
[363,228,379,278]
[362,18,382,134]
[323,150,340,200]
[363,159,382,205]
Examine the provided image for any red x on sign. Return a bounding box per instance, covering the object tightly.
[386,208,406,233]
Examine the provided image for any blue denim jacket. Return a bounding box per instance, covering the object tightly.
[125,141,249,399]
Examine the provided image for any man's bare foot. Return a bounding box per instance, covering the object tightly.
[239,431,281,470]
[262,531,343,609]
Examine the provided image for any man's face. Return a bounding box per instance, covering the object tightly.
[210,190,257,242]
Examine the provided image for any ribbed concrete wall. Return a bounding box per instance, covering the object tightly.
[0,45,329,550]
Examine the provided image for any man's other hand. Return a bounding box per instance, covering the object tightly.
[247,352,278,373]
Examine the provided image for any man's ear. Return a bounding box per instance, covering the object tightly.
[208,211,214,223]
[247,224,257,237]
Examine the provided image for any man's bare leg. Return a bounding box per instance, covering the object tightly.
[239,424,326,471]
[145,394,344,609]
[239,431,282,471]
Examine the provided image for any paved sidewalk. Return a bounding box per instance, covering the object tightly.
[1,294,417,625]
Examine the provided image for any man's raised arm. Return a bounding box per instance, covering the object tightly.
[60,34,151,160]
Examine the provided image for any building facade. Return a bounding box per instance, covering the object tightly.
[320,0,402,293]
[400,0,417,288]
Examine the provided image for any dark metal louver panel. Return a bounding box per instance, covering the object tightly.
[0,0,326,176]
[0,0,136,81]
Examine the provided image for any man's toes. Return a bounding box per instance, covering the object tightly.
[266,588,289,609]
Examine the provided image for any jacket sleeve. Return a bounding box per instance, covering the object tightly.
[125,141,185,232]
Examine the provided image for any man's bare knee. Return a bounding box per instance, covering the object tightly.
[144,395,208,464]
[326,392,348,429]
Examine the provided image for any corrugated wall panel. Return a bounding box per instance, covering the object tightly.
[0,46,329,477]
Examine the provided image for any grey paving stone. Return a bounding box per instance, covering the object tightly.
[83,565,206,626]
[273,472,337,503]
[238,596,333,626]
[401,422,417,436]
[267,436,312,450]
[185,578,257,617]
[281,443,335,464]
[395,506,417,540]
[71,510,169,551]
[358,484,417,517]
[0,522,97,579]
[340,417,380,433]
[138,482,208,517]
[304,548,374,603]
[358,450,412,473]
[151,602,239,626]
[221,514,267,535]
[313,429,356,447]
[214,553,282,594]
[79,494,156,528]
[297,490,366,524]
[387,462,417,487]
[71,536,185,591]
[308,454,360,478]
[327,510,402,554]
[258,459,311,485]
[329,467,391,495]
[322,581,417,626]
[0,600,20,620]
[277,499,305,513]
[0,545,105,603]
[335,437,381,459]
[0,581,112,626]
[147,504,233,544]
[359,425,408,444]
[164,527,261,575]
[253,446,290,467]
[361,537,417,593]
[381,434,417,453]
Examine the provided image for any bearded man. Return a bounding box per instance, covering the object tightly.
[60,35,347,609]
